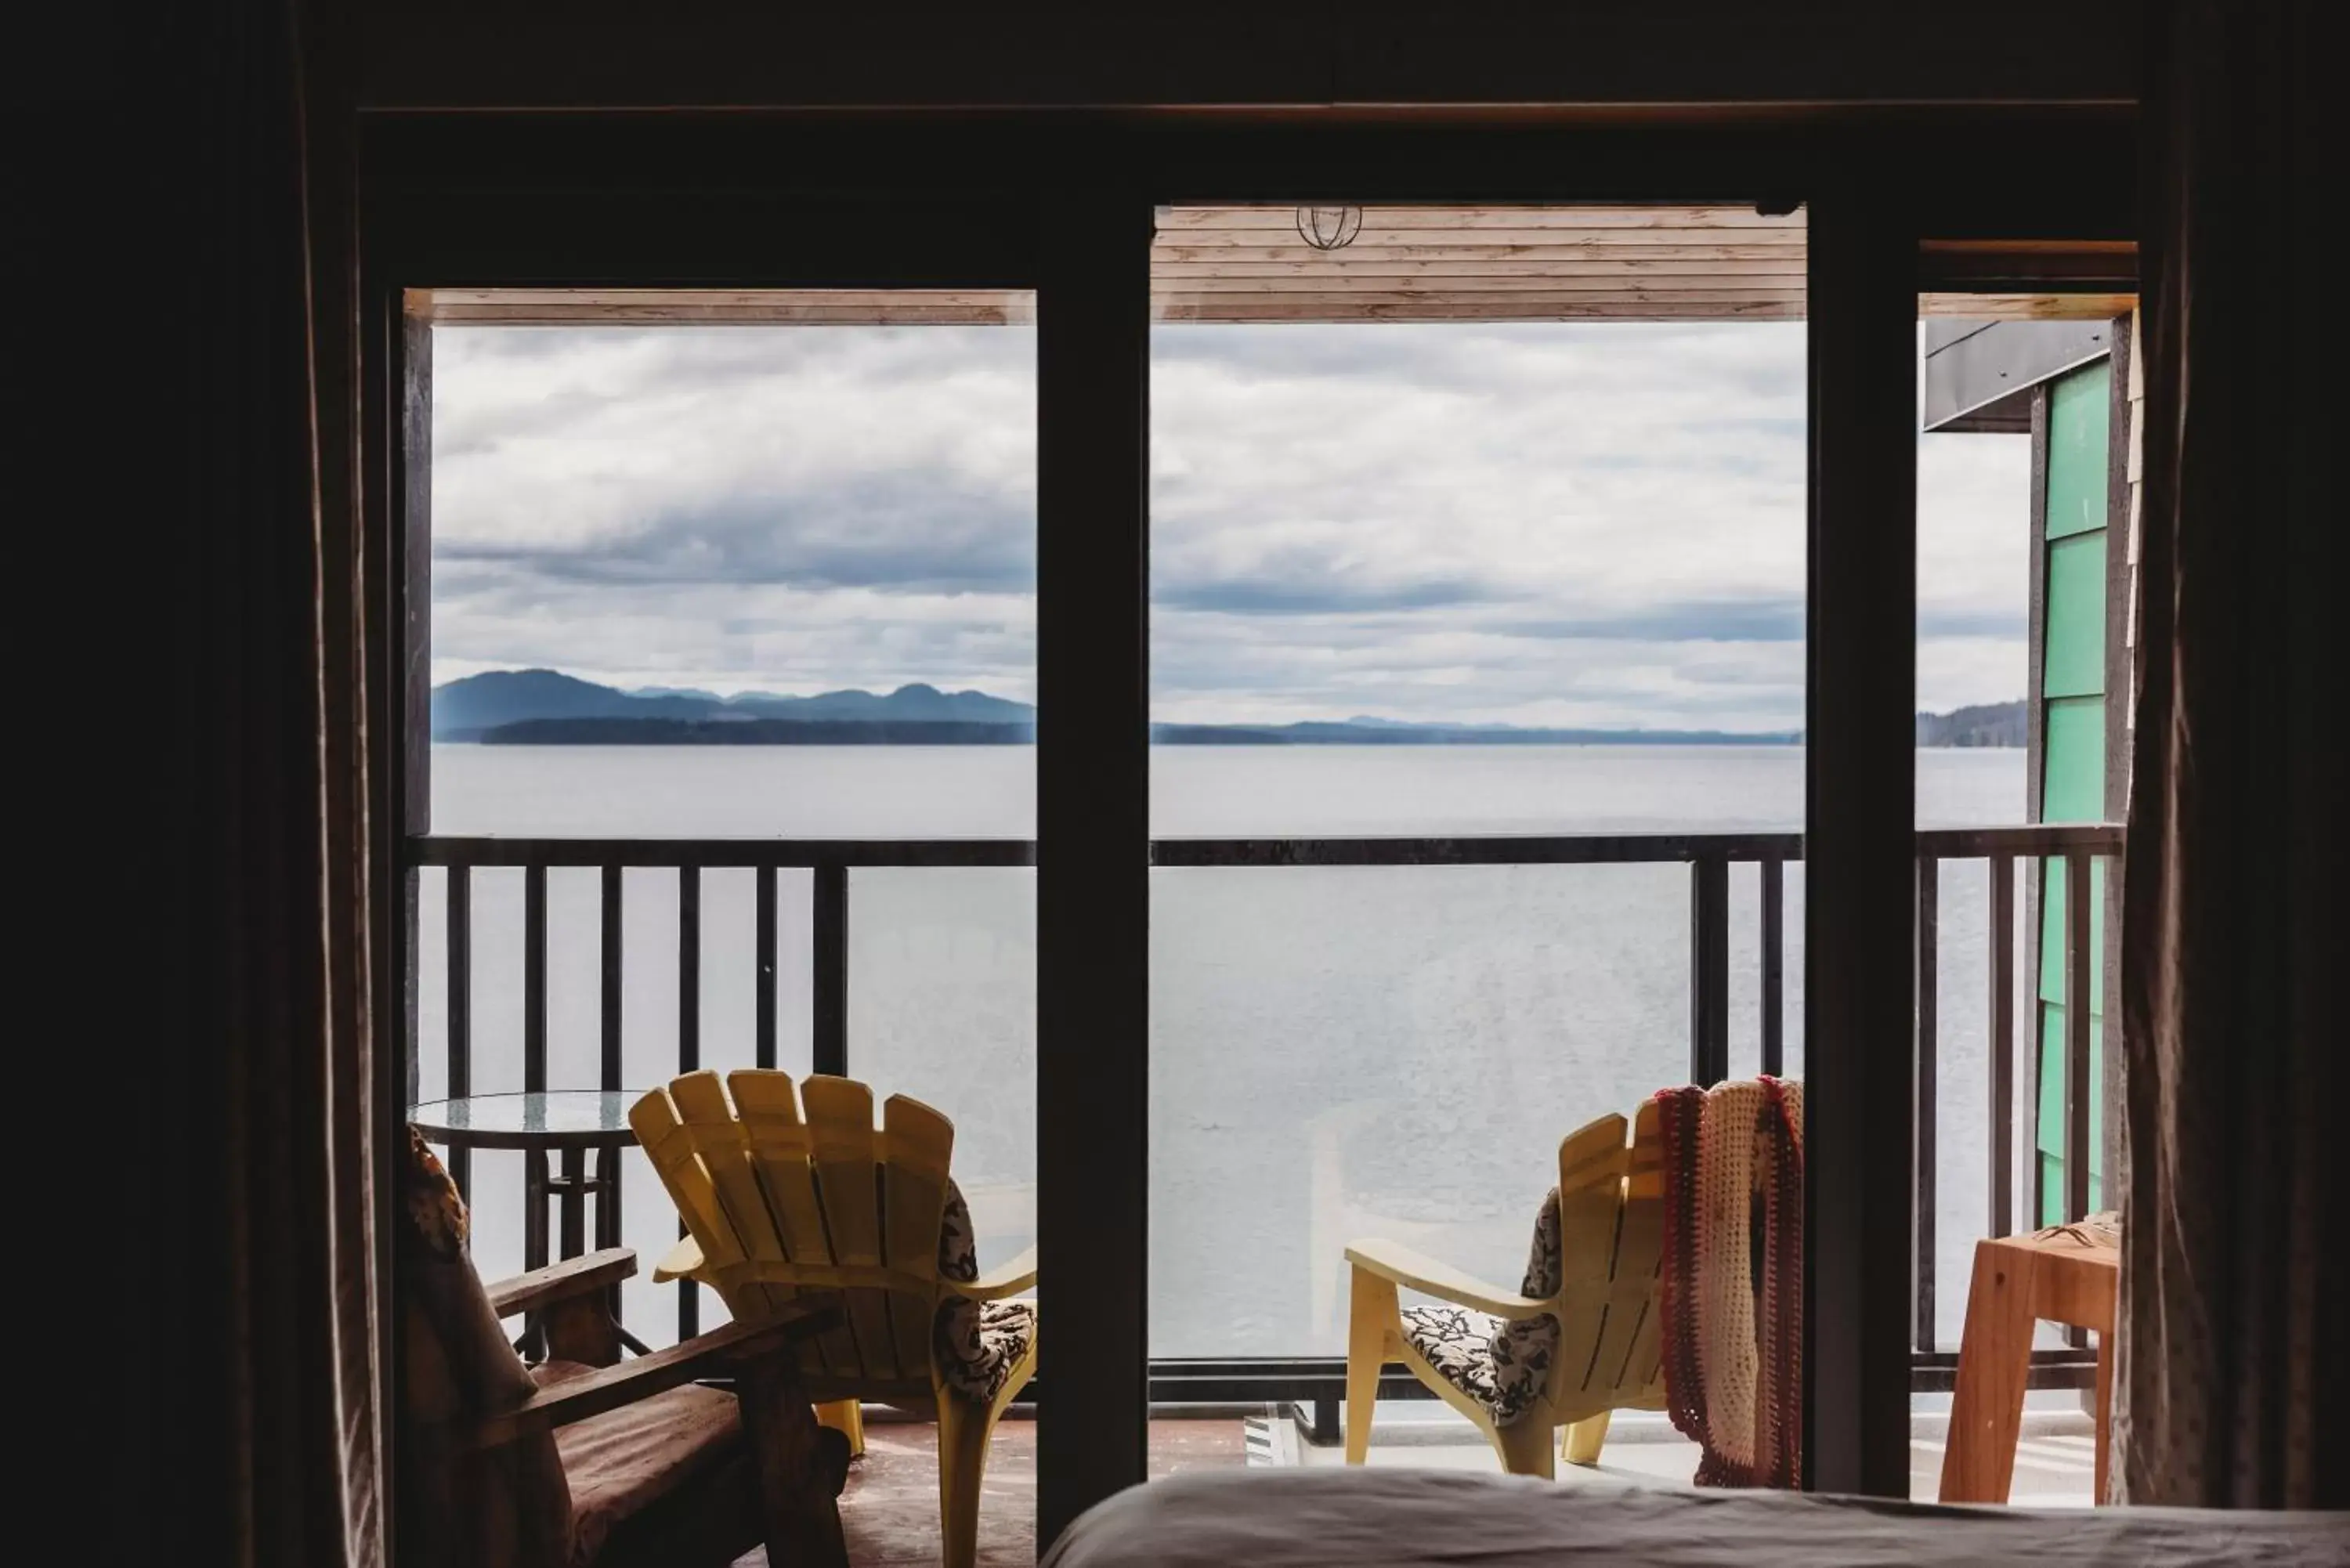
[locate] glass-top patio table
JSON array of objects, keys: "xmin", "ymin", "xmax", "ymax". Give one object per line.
[
  {"xmin": 410, "ymin": 1090, "xmax": 650, "ymax": 1356},
  {"xmin": 410, "ymin": 1089, "xmax": 641, "ymax": 1151}
]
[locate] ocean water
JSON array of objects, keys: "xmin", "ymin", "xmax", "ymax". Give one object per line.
[{"xmin": 418, "ymin": 742, "xmax": 2023, "ymax": 1357}]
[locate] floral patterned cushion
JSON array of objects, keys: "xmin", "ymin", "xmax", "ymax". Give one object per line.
[
  {"xmin": 1400, "ymin": 1302, "xmax": 1509, "ymax": 1406},
  {"xmin": 1398, "ymin": 1187, "xmax": 1561, "ymax": 1425},
  {"xmin": 931, "ymin": 1181, "xmax": 1037, "ymax": 1404}
]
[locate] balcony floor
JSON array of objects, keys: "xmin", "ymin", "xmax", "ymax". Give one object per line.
[
  {"xmin": 728, "ymin": 1413, "xmax": 1249, "ymax": 1567},
  {"xmin": 732, "ymin": 1402, "xmax": 2096, "ymax": 1566}
]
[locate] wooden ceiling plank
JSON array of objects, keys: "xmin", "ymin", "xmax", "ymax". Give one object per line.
[
  {"xmin": 1166, "ymin": 229, "xmax": 1807, "ymax": 251},
  {"xmin": 1156, "ymin": 280, "xmax": 1795, "ymax": 298},
  {"xmin": 1152, "ymin": 256, "xmax": 1807, "ymax": 276},
  {"xmin": 1158, "ymin": 206, "xmax": 1802, "ymax": 231},
  {"xmin": 1156, "ymin": 300, "xmax": 1802, "ymax": 321},
  {"xmin": 1156, "ymin": 290, "xmax": 1804, "ymax": 306},
  {"xmin": 1152, "ymin": 242, "xmax": 1810, "ymax": 263},
  {"xmin": 1152, "ymin": 276, "xmax": 1810, "ymax": 291}
]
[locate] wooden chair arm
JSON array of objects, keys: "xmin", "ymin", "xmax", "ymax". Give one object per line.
[
  {"xmin": 961, "ymin": 1245, "xmax": 1038, "ymax": 1300},
  {"xmin": 471, "ymin": 1297, "xmax": 842, "ymax": 1451},
  {"xmin": 1343, "ymin": 1238, "xmax": 1549, "ymax": 1317},
  {"xmin": 485, "ymin": 1248, "xmax": 638, "ymax": 1320},
  {"xmin": 656, "ymin": 1232, "xmax": 1036, "ymax": 1299},
  {"xmin": 653, "ymin": 1234, "xmax": 704, "ymax": 1284}
]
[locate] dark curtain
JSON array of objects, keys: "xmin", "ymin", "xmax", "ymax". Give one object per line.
[
  {"xmin": 2117, "ymin": 0, "xmax": 2341, "ymax": 1510},
  {"xmin": 68, "ymin": 0, "xmax": 382, "ymax": 1559}
]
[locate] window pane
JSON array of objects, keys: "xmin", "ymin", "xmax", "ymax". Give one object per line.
[
  {"xmin": 1148, "ymin": 209, "xmax": 1810, "ymax": 1405},
  {"xmin": 1915, "ymin": 295, "xmax": 2134, "ymax": 1500},
  {"xmin": 416, "ymin": 294, "xmax": 1036, "ymax": 1351}
]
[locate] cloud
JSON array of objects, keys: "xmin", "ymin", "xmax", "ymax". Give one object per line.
[
  {"xmin": 433, "ymin": 325, "xmax": 1036, "ymax": 579},
  {"xmin": 440, "ymin": 481, "xmax": 1035, "ymax": 592},
  {"xmin": 1491, "ymin": 598, "xmax": 1806, "ymax": 643},
  {"xmin": 429, "ymin": 318, "xmax": 2030, "ymax": 728}
]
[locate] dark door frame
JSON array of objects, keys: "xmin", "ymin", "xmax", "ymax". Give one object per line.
[{"xmin": 356, "ymin": 110, "xmax": 2130, "ymax": 1550}]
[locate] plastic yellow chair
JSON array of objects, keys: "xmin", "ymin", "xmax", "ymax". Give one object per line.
[
  {"xmin": 631, "ymin": 1071, "xmax": 1037, "ymax": 1568},
  {"xmin": 1343, "ymin": 1104, "xmax": 1666, "ymax": 1476}
]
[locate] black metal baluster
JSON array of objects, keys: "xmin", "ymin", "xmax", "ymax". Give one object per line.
[
  {"xmin": 755, "ymin": 864, "xmax": 778, "ymax": 1070},
  {"xmin": 1760, "ymin": 856, "xmax": 1784, "ymax": 1077},
  {"xmin": 1914, "ymin": 854, "xmax": 1940, "ymax": 1352},
  {"xmin": 812, "ymin": 862, "xmax": 848, "ymax": 1078},
  {"xmin": 2063, "ymin": 848, "xmax": 2093, "ymax": 1223},
  {"xmin": 523, "ymin": 862, "xmax": 548, "ymax": 1093},
  {"xmin": 601, "ymin": 865, "xmax": 623, "ymax": 1091},
  {"xmin": 1688, "ymin": 856, "xmax": 1730, "ymax": 1085},
  {"xmin": 2063, "ymin": 849, "xmax": 2095, "ymax": 1350},
  {"xmin": 1987, "ymin": 854, "xmax": 2015, "ymax": 1237},
  {"xmin": 522, "ymin": 863, "xmax": 549, "ymax": 1306},
  {"xmin": 598, "ymin": 864, "xmax": 625, "ymax": 1324},
  {"xmin": 678, "ymin": 865, "xmax": 700, "ymax": 1073},
  {"xmin": 403, "ymin": 867, "xmax": 421, "ymax": 1113},
  {"xmin": 677, "ymin": 863, "xmax": 700, "ymax": 1342},
  {"xmin": 2030, "ymin": 856, "xmax": 2048, "ymax": 1230},
  {"xmin": 446, "ymin": 864, "xmax": 472, "ymax": 1202}
]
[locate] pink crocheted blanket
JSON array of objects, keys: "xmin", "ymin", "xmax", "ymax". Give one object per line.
[{"xmin": 1655, "ymin": 1076, "xmax": 1804, "ymax": 1488}]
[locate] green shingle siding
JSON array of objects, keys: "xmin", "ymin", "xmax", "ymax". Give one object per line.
[
  {"xmin": 2041, "ymin": 534, "xmax": 2109, "ymax": 699},
  {"xmin": 2034, "ymin": 359, "xmax": 2112, "ymax": 1223},
  {"xmin": 2043, "ymin": 362, "xmax": 2111, "ymax": 540}
]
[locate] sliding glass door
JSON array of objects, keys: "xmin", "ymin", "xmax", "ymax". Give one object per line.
[
  {"xmin": 377, "ymin": 127, "xmax": 2124, "ymax": 1548},
  {"xmin": 1144, "ymin": 204, "xmax": 1812, "ymax": 1453}
]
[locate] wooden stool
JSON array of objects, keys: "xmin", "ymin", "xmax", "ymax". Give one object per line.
[{"xmin": 1939, "ymin": 1222, "xmax": 2120, "ymax": 1504}]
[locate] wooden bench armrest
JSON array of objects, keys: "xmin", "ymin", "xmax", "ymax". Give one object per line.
[
  {"xmin": 472, "ymin": 1298, "xmax": 842, "ymax": 1450},
  {"xmin": 485, "ymin": 1248, "xmax": 638, "ymax": 1319},
  {"xmin": 653, "ymin": 1234, "xmax": 705, "ymax": 1284},
  {"xmin": 1344, "ymin": 1237, "xmax": 1549, "ymax": 1317},
  {"xmin": 963, "ymin": 1245, "xmax": 1039, "ymax": 1301}
]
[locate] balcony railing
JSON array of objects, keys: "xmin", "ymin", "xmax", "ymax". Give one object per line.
[{"xmin": 407, "ymin": 819, "xmax": 2122, "ymax": 1425}]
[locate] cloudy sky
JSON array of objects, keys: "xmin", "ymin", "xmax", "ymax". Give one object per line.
[{"xmin": 432, "ymin": 320, "xmax": 2026, "ymax": 731}]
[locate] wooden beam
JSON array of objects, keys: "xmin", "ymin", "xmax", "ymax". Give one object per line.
[
  {"xmin": 1918, "ymin": 292, "xmax": 2136, "ymax": 320},
  {"xmin": 428, "ymin": 288, "xmax": 1036, "ymax": 324}
]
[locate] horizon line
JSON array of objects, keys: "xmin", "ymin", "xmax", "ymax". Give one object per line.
[{"xmin": 433, "ymin": 666, "xmax": 2025, "ymax": 729}]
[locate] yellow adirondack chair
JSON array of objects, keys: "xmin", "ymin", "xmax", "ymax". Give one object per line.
[
  {"xmin": 1343, "ymin": 1104, "xmax": 1666, "ymax": 1476},
  {"xmin": 631, "ymin": 1071, "xmax": 1039, "ymax": 1568}
]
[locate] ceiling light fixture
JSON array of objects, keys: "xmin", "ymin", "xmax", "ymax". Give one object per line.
[{"xmin": 1294, "ymin": 204, "xmax": 1364, "ymax": 251}]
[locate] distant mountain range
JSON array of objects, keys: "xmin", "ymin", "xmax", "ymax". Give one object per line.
[
  {"xmin": 432, "ymin": 669, "xmax": 1032, "ymax": 739},
  {"xmin": 433, "ymin": 669, "xmax": 2020, "ymax": 747},
  {"xmin": 1914, "ymin": 700, "xmax": 2027, "ymax": 747}
]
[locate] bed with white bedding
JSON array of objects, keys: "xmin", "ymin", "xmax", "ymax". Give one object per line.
[{"xmin": 1039, "ymin": 1469, "xmax": 2346, "ymax": 1567}]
